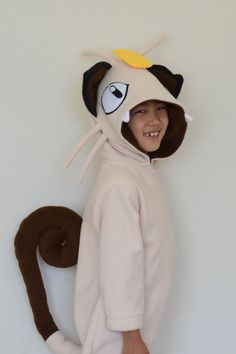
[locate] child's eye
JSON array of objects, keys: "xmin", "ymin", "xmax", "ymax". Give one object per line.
[
  {"xmin": 133, "ymin": 109, "xmax": 145, "ymax": 115},
  {"xmin": 157, "ymin": 105, "xmax": 166, "ymax": 111}
]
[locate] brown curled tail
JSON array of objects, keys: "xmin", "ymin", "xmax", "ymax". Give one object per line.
[{"xmin": 14, "ymin": 205, "xmax": 82, "ymax": 341}]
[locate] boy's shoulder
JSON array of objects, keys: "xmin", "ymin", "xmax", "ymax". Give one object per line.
[
  {"xmin": 98, "ymin": 162, "xmax": 138, "ymax": 188},
  {"xmin": 90, "ymin": 162, "xmax": 139, "ymax": 202},
  {"xmin": 88, "ymin": 163, "xmax": 141, "ymax": 218}
]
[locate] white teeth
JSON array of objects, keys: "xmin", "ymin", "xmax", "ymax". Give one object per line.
[{"xmin": 144, "ymin": 131, "xmax": 160, "ymax": 137}]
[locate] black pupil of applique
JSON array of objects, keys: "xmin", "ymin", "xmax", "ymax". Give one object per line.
[{"xmin": 109, "ymin": 85, "xmax": 123, "ymax": 98}]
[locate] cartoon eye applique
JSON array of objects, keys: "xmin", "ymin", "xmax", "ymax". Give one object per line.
[{"xmin": 101, "ymin": 82, "xmax": 129, "ymax": 114}]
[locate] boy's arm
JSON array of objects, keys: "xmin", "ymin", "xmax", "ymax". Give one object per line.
[
  {"xmin": 122, "ymin": 330, "xmax": 150, "ymax": 354},
  {"xmin": 121, "ymin": 329, "xmax": 142, "ymax": 343},
  {"xmin": 93, "ymin": 181, "xmax": 144, "ymax": 331}
]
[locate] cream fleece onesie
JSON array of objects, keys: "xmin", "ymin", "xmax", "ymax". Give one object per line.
[{"xmin": 46, "ymin": 46, "xmax": 189, "ymax": 354}]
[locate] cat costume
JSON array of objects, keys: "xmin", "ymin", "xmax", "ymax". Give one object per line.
[{"xmin": 15, "ymin": 33, "xmax": 192, "ymax": 354}]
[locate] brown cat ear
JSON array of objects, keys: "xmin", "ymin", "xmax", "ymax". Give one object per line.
[
  {"xmin": 147, "ymin": 64, "xmax": 184, "ymax": 98},
  {"xmin": 82, "ymin": 61, "xmax": 112, "ymax": 116}
]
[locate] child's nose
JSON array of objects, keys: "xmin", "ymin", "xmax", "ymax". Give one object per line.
[{"xmin": 149, "ymin": 109, "xmax": 162, "ymax": 123}]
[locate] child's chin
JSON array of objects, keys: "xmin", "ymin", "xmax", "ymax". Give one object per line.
[{"xmin": 144, "ymin": 143, "xmax": 161, "ymax": 152}]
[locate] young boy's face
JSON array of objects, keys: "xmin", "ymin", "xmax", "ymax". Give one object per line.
[{"xmin": 128, "ymin": 99, "xmax": 169, "ymax": 153}]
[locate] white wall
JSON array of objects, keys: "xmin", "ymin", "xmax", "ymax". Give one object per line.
[{"xmin": 1, "ymin": 1, "xmax": 235, "ymax": 353}]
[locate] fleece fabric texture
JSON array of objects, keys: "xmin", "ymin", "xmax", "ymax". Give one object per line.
[
  {"xmin": 76, "ymin": 157, "xmax": 174, "ymax": 353},
  {"xmin": 47, "ymin": 154, "xmax": 175, "ymax": 354},
  {"xmin": 14, "ymin": 206, "xmax": 82, "ymax": 340},
  {"xmin": 46, "ymin": 57, "xmax": 187, "ymax": 354}
]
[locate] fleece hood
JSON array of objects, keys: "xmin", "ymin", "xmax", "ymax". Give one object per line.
[{"xmin": 64, "ymin": 33, "xmax": 193, "ymax": 183}]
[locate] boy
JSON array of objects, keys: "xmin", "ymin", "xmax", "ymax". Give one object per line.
[
  {"xmin": 65, "ymin": 51, "xmax": 188, "ymax": 354},
  {"xmin": 15, "ymin": 39, "xmax": 189, "ymax": 354}
]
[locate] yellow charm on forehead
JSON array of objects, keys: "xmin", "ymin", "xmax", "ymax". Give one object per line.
[{"xmin": 113, "ymin": 49, "xmax": 153, "ymax": 68}]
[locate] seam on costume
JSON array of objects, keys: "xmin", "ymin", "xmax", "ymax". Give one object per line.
[
  {"xmin": 102, "ymin": 160, "xmax": 149, "ymax": 166},
  {"xmin": 107, "ymin": 314, "xmax": 143, "ymax": 321},
  {"xmin": 91, "ymin": 296, "xmax": 103, "ymax": 353}
]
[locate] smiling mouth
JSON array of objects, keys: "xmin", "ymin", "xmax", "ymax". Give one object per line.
[{"xmin": 143, "ymin": 131, "xmax": 160, "ymax": 138}]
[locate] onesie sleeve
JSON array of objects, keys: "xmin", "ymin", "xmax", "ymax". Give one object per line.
[{"xmin": 93, "ymin": 181, "xmax": 144, "ymax": 332}]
